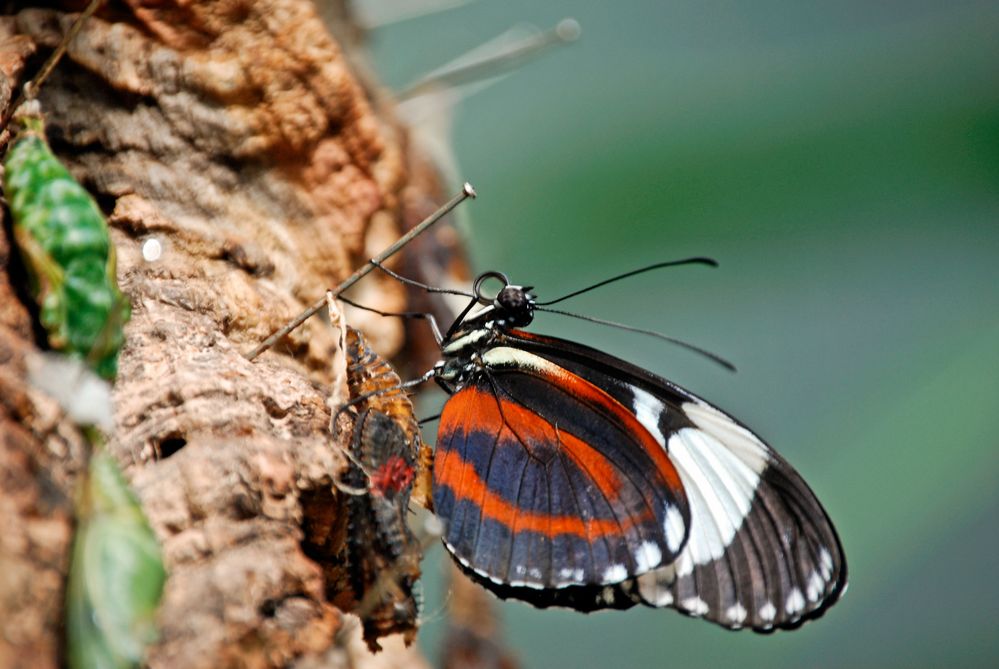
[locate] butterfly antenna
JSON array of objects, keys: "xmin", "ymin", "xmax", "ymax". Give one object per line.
[
  {"xmin": 338, "ymin": 295, "xmax": 435, "ymax": 320},
  {"xmin": 534, "ymin": 306, "xmax": 736, "ymax": 372},
  {"xmin": 371, "ymin": 261, "xmax": 476, "ymax": 299},
  {"xmin": 338, "ymin": 295, "xmax": 447, "ymax": 343},
  {"xmin": 536, "ymin": 257, "xmax": 718, "ymax": 306}
]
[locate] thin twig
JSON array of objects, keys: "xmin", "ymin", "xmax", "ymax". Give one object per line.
[
  {"xmin": 244, "ymin": 182, "xmax": 476, "ymax": 360},
  {"xmin": 0, "ymin": 0, "xmax": 104, "ymax": 134}
]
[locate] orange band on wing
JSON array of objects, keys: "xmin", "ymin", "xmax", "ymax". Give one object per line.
[
  {"xmin": 435, "ymin": 449, "xmax": 652, "ymax": 540},
  {"xmin": 482, "ymin": 346, "xmax": 685, "ymax": 495},
  {"xmin": 545, "ymin": 368, "xmax": 682, "ymax": 492},
  {"xmin": 495, "ymin": 396, "xmax": 624, "ymax": 499},
  {"xmin": 440, "ymin": 386, "xmax": 627, "ymax": 500}
]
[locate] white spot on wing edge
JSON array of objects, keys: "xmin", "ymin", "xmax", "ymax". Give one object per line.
[
  {"xmin": 682, "ymin": 596, "xmax": 709, "ymax": 616},
  {"xmin": 601, "ymin": 563, "xmax": 628, "ymax": 584},
  {"xmin": 786, "ymin": 588, "xmax": 805, "ymax": 615},
  {"xmin": 807, "ymin": 572, "xmax": 825, "ymax": 602},
  {"xmin": 726, "ymin": 602, "xmax": 747, "ymax": 624},
  {"xmin": 634, "ymin": 541, "xmax": 663, "ymax": 573},
  {"xmin": 759, "ymin": 601, "xmax": 776, "ymax": 621},
  {"xmin": 820, "ymin": 547, "xmax": 835, "ymax": 579},
  {"xmin": 508, "ymin": 563, "xmax": 549, "ymax": 590},
  {"xmin": 558, "ymin": 567, "xmax": 585, "ymax": 583}
]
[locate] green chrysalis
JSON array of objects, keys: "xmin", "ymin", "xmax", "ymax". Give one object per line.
[
  {"xmin": 3, "ymin": 113, "xmax": 129, "ymax": 379},
  {"xmin": 66, "ymin": 435, "xmax": 166, "ymax": 669}
]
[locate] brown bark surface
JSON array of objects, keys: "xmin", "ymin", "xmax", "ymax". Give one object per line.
[{"xmin": 0, "ymin": 2, "xmax": 439, "ymax": 667}]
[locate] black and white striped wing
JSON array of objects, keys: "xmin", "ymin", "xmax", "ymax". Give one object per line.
[
  {"xmin": 627, "ymin": 394, "xmax": 846, "ymax": 630},
  {"xmin": 505, "ymin": 330, "xmax": 847, "ymax": 631}
]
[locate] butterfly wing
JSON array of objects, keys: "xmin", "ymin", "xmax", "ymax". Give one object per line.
[
  {"xmin": 433, "ymin": 346, "xmax": 691, "ymax": 610},
  {"xmin": 504, "ymin": 329, "xmax": 847, "ymax": 630}
]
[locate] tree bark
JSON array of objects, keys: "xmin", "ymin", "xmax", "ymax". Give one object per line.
[{"xmin": 0, "ymin": 2, "xmax": 438, "ymax": 667}]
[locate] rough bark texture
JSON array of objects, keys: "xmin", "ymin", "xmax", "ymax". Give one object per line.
[{"xmin": 0, "ymin": 2, "xmax": 440, "ymax": 667}]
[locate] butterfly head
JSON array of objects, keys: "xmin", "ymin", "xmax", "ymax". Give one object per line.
[
  {"xmin": 493, "ymin": 283, "xmax": 536, "ymax": 327},
  {"xmin": 438, "ymin": 272, "xmax": 537, "ymax": 377},
  {"xmin": 472, "ymin": 270, "xmax": 536, "ymax": 329}
]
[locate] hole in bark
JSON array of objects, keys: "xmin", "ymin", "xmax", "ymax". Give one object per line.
[
  {"xmin": 259, "ymin": 593, "xmax": 307, "ymax": 619},
  {"xmin": 261, "ymin": 396, "xmax": 289, "ymax": 419},
  {"xmin": 220, "ymin": 241, "xmax": 275, "ymax": 277},
  {"xmin": 155, "ymin": 433, "xmax": 187, "ymax": 459},
  {"xmin": 231, "ymin": 487, "xmax": 260, "ymax": 519},
  {"xmin": 260, "ymin": 598, "xmax": 279, "ymax": 617},
  {"xmin": 92, "ymin": 190, "xmax": 119, "ymax": 218}
]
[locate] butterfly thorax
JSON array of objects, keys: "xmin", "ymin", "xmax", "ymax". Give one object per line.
[{"xmin": 436, "ymin": 282, "xmax": 536, "ymax": 389}]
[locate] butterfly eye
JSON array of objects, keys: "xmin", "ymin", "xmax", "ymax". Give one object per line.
[
  {"xmin": 496, "ymin": 285, "xmax": 535, "ymax": 326},
  {"xmin": 496, "ymin": 285, "xmax": 527, "ymax": 310}
]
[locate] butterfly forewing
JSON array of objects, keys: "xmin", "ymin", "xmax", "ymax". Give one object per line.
[
  {"xmin": 497, "ymin": 329, "xmax": 847, "ymax": 630},
  {"xmin": 433, "ymin": 346, "xmax": 691, "ymax": 606}
]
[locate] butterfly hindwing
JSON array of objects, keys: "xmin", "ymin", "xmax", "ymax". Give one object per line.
[
  {"xmin": 501, "ymin": 329, "xmax": 847, "ymax": 630},
  {"xmin": 433, "ymin": 346, "xmax": 691, "ymax": 607}
]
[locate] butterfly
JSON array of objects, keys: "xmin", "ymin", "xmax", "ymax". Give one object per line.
[
  {"xmin": 334, "ymin": 326, "xmax": 429, "ymax": 650},
  {"xmin": 344, "ymin": 325, "xmax": 433, "ymax": 509},
  {"xmin": 429, "ymin": 267, "xmax": 847, "ymax": 631},
  {"xmin": 341, "ymin": 407, "xmax": 423, "ymax": 651}
]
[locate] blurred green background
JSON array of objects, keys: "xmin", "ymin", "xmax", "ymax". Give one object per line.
[{"xmin": 363, "ymin": 1, "xmax": 999, "ymax": 667}]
